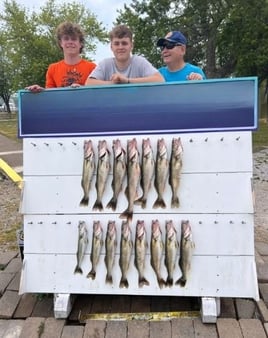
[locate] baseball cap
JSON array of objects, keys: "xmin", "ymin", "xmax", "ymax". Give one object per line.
[{"xmin": 157, "ymin": 31, "xmax": 187, "ymax": 46}]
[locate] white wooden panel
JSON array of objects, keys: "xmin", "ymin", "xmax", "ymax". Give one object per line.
[
  {"xmin": 23, "ymin": 132, "xmax": 252, "ymax": 175},
  {"xmin": 21, "ymin": 172, "xmax": 253, "ymax": 214},
  {"xmin": 20, "ymin": 254, "xmax": 259, "ymax": 300},
  {"xmin": 23, "ymin": 214, "xmax": 254, "ymax": 256}
]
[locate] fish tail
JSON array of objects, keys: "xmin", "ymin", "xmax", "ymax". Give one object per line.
[
  {"xmin": 119, "ymin": 209, "xmax": 133, "ymax": 222},
  {"xmin": 74, "ymin": 265, "xmax": 83, "ymax": 274},
  {"xmin": 92, "ymin": 199, "xmax": 103, "ymax": 211},
  {"xmin": 139, "ymin": 276, "xmax": 150, "ymax": 288},
  {"xmin": 105, "ymin": 274, "xmax": 113, "ymax": 285},
  {"xmin": 166, "ymin": 276, "xmax": 173, "ymax": 287},
  {"xmin": 106, "ymin": 197, "xmax": 117, "ymax": 211},
  {"xmin": 153, "ymin": 197, "xmax": 166, "ymax": 209},
  {"xmin": 79, "ymin": 196, "xmax": 89, "ymax": 207},
  {"xmin": 171, "ymin": 195, "xmax": 180, "ymax": 208},
  {"xmin": 175, "ymin": 276, "xmax": 186, "ymax": 287},
  {"xmin": 119, "ymin": 277, "xmax": 129, "ymax": 288},
  {"xmin": 134, "ymin": 196, "xmax": 147, "ymax": 209},
  {"xmin": 86, "ymin": 269, "xmax": 96, "ymax": 280},
  {"xmin": 157, "ymin": 277, "xmax": 167, "ymax": 289}
]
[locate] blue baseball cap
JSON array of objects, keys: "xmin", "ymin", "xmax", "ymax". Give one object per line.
[{"xmin": 157, "ymin": 31, "xmax": 187, "ymax": 46}]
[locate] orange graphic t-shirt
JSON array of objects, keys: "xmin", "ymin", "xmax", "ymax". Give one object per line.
[{"xmin": 45, "ymin": 59, "xmax": 96, "ymax": 88}]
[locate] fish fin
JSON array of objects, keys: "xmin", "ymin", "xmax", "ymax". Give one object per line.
[
  {"xmin": 171, "ymin": 196, "xmax": 180, "ymax": 208},
  {"xmin": 139, "ymin": 277, "xmax": 150, "ymax": 288},
  {"xmin": 106, "ymin": 197, "xmax": 117, "ymax": 211},
  {"xmin": 74, "ymin": 266, "xmax": 83, "ymax": 274},
  {"xmin": 153, "ymin": 197, "xmax": 166, "ymax": 209},
  {"xmin": 86, "ymin": 269, "xmax": 96, "ymax": 280},
  {"xmin": 119, "ymin": 209, "xmax": 133, "ymax": 222},
  {"xmin": 79, "ymin": 196, "xmax": 89, "ymax": 207},
  {"xmin": 92, "ymin": 200, "xmax": 103, "ymax": 211},
  {"xmin": 175, "ymin": 277, "xmax": 186, "ymax": 287},
  {"xmin": 119, "ymin": 278, "xmax": 129, "ymax": 288},
  {"xmin": 105, "ymin": 274, "xmax": 113, "ymax": 284}
]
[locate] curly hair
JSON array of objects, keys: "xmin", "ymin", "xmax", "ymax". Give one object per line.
[
  {"xmin": 109, "ymin": 25, "xmax": 133, "ymax": 41},
  {"xmin": 55, "ymin": 22, "xmax": 85, "ymax": 53}
]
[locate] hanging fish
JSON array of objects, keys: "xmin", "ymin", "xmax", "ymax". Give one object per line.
[
  {"xmin": 164, "ymin": 220, "xmax": 179, "ymax": 286},
  {"xmin": 87, "ymin": 221, "xmax": 103, "ymax": 280},
  {"xmin": 169, "ymin": 137, "xmax": 183, "ymax": 208},
  {"xmin": 74, "ymin": 221, "xmax": 88, "ymax": 274},
  {"xmin": 119, "ymin": 221, "xmax": 133, "ymax": 288},
  {"xmin": 104, "ymin": 220, "xmax": 117, "ymax": 284},
  {"xmin": 80, "ymin": 140, "xmax": 95, "ymax": 206}
]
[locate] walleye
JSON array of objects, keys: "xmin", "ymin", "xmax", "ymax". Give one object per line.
[
  {"xmin": 80, "ymin": 140, "xmax": 95, "ymax": 206},
  {"xmin": 134, "ymin": 220, "xmax": 150, "ymax": 287},
  {"xmin": 92, "ymin": 140, "xmax": 111, "ymax": 211},
  {"xmin": 135, "ymin": 138, "xmax": 155, "ymax": 209},
  {"xmin": 150, "ymin": 219, "xmax": 166, "ymax": 289},
  {"xmin": 74, "ymin": 221, "xmax": 88, "ymax": 274},
  {"xmin": 169, "ymin": 137, "xmax": 183, "ymax": 208},
  {"xmin": 164, "ymin": 220, "xmax": 179, "ymax": 286},
  {"xmin": 119, "ymin": 138, "xmax": 141, "ymax": 221},
  {"xmin": 176, "ymin": 220, "xmax": 195, "ymax": 287},
  {"xmin": 87, "ymin": 221, "xmax": 103, "ymax": 280},
  {"xmin": 106, "ymin": 139, "xmax": 126, "ymax": 211},
  {"xmin": 104, "ymin": 220, "xmax": 117, "ymax": 284},
  {"xmin": 119, "ymin": 221, "xmax": 133, "ymax": 288},
  {"xmin": 153, "ymin": 138, "xmax": 169, "ymax": 209}
]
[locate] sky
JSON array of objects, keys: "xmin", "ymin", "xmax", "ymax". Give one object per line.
[{"xmin": 9, "ymin": 0, "xmax": 132, "ymax": 63}]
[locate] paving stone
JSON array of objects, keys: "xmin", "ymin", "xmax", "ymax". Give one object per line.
[
  {"xmin": 257, "ymin": 262, "xmax": 268, "ymax": 283},
  {"xmin": 171, "ymin": 318, "xmax": 195, "ymax": 338},
  {"xmin": 106, "ymin": 320, "xmax": 127, "ymax": 338},
  {"xmin": 220, "ymin": 298, "xmax": 237, "ymax": 318},
  {"xmin": 2, "ymin": 319, "xmax": 25, "ymax": 338},
  {"xmin": 256, "ymin": 299, "xmax": 268, "ymax": 322},
  {"xmin": 217, "ymin": 318, "xmax": 243, "ymax": 338},
  {"xmin": 193, "ymin": 318, "xmax": 218, "ymax": 337},
  {"xmin": 7, "ymin": 271, "xmax": 21, "ymax": 291},
  {"xmin": 235, "ymin": 299, "xmax": 256, "ymax": 319},
  {"xmin": 264, "ymin": 323, "xmax": 268, "ymax": 336},
  {"xmin": 0, "ymin": 319, "xmax": 9, "ymax": 336},
  {"xmin": 255, "ymin": 249, "xmax": 265, "ymax": 264},
  {"xmin": 61, "ymin": 325, "xmax": 84, "ymax": 338},
  {"xmin": 255, "ymin": 242, "xmax": 268, "ymax": 256},
  {"xmin": 0, "ymin": 252, "xmax": 18, "ymax": 268},
  {"xmin": 150, "ymin": 321, "xmax": 171, "ymax": 338},
  {"xmin": 128, "ymin": 320, "xmax": 149, "ymax": 338},
  {"xmin": 0, "ymin": 272, "xmax": 15, "ymax": 295},
  {"xmin": 13, "ymin": 293, "xmax": 38, "ymax": 318},
  {"xmin": 4, "ymin": 258, "xmax": 22, "ymax": 273},
  {"xmin": 239, "ymin": 318, "xmax": 267, "ymax": 338},
  {"xmin": 259, "ymin": 283, "xmax": 268, "ymax": 307},
  {"xmin": 31, "ymin": 294, "xmax": 54, "ymax": 317},
  {"xmin": 0, "ymin": 290, "xmax": 21, "ymax": 319},
  {"xmin": 41, "ymin": 317, "xmax": 66, "ymax": 338},
  {"xmin": 19, "ymin": 317, "xmax": 45, "ymax": 338},
  {"xmin": 83, "ymin": 320, "xmax": 106, "ymax": 338}
]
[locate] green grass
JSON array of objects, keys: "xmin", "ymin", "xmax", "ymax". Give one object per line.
[{"xmin": 0, "ymin": 116, "xmax": 268, "ymax": 152}]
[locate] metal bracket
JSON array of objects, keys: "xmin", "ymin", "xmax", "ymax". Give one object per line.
[{"xmin": 200, "ymin": 297, "xmax": 221, "ymax": 323}]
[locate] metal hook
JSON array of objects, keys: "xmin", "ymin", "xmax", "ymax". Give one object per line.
[
  {"xmin": 189, "ymin": 138, "xmax": 193, "ymax": 142},
  {"xmin": 30, "ymin": 142, "xmax": 37, "ymax": 147},
  {"xmin": 204, "ymin": 138, "xmax": 208, "ymax": 142},
  {"xmin": 236, "ymin": 136, "xmax": 240, "ymax": 141},
  {"xmin": 44, "ymin": 142, "xmax": 49, "ymax": 146},
  {"xmin": 220, "ymin": 137, "xmax": 224, "ymax": 141},
  {"xmin": 72, "ymin": 141, "xmax": 77, "ymax": 145},
  {"xmin": 58, "ymin": 142, "xmax": 63, "ymax": 146}
]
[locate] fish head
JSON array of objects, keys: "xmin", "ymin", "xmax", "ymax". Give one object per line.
[
  {"xmin": 113, "ymin": 139, "xmax": 125, "ymax": 159},
  {"xmin": 98, "ymin": 140, "xmax": 108, "ymax": 158},
  {"xmin": 107, "ymin": 220, "xmax": 116, "ymax": 236},
  {"xmin": 136, "ymin": 220, "xmax": 145, "ymax": 239},
  {"xmin": 151, "ymin": 219, "xmax": 161, "ymax": 238},
  {"xmin": 127, "ymin": 138, "xmax": 139, "ymax": 161},
  {"xmin": 84, "ymin": 140, "xmax": 94, "ymax": 159},
  {"xmin": 157, "ymin": 138, "xmax": 167, "ymax": 157},
  {"xmin": 121, "ymin": 221, "xmax": 131, "ymax": 239},
  {"xmin": 142, "ymin": 138, "xmax": 152, "ymax": 156},
  {"xmin": 172, "ymin": 137, "xmax": 183, "ymax": 157},
  {"xmin": 93, "ymin": 221, "xmax": 103, "ymax": 237},
  {"xmin": 181, "ymin": 220, "xmax": 192, "ymax": 240},
  {"xmin": 165, "ymin": 220, "xmax": 176, "ymax": 239}
]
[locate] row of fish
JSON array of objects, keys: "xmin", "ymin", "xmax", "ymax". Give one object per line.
[
  {"xmin": 74, "ymin": 219, "xmax": 195, "ymax": 289},
  {"xmin": 80, "ymin": 137, "xmax": 183, "ymax": 221}
]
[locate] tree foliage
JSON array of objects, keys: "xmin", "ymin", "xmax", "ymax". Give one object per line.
[
  {"xmin": 0, "ymin": 0, "xmax": 108, "ymax": 112},
  {"xmin": 115, "ymin": 0, "xmax": 268, "ymax": 83}
]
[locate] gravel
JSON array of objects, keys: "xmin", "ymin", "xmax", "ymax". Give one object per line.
[{"xmin": 0, "ymin": 148, "xmax": 268, "ymax": 251}]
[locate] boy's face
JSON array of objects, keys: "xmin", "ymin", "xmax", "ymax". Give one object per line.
[
  {"xmin": 60, "ymin": 35, "xmax": 82, "ymax": 55},
  {"xmin": 110, "ymin": 37, "xmax": 133, "ymax": 62}
]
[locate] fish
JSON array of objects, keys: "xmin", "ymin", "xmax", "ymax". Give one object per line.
[
  {"xmin": 169, "ymin": 137, "xmax": 183, "ymax": 208},
  {"xmin": 80, "ymin": 140, "xmax": 95, "ymax": 206},
  {"xmin": 134, "ymin": 220, "xmax": 150, "ymax": 287},
  {"xmin": 164, "ymin": 220, "xmax": 179, "ymax": 286},
  {"xmin": 92, "ymin": 140, "xmax": 111, "ymax": 211},
  {"xmin": 135, "ymin": 138, "xmax": 155, "ymax": 209},
  {"xmin": 175, "ymin": 220, "xmax": 195, "ymax": 287},
  {"xmin": 119, "ymin": 221, "xmax": 133, "ymax": 288},
  {"xmin": 150, "ymin": 219, "xmax": 166, "ymax": 289},
  {"xmin": 119, "ymin": 138, "xmax": 141, "ymax": 221},
  {"xmin": 153, "ymin": 138, "xmax": 169, "ymax": 209},
  {"xmin": 106, "ymin": 139, "xmax": 126, "ymax": 211},
  {"xmin": 74, "ymin": 221, "xmax": 88, "ymax": 274},
  {"xmin": 87, "ymin": 221, "xmax": 104, "ymax": 280},
  {"xmin": 104, "ymin": 220, "xmax": 117, "ymax": 284}
]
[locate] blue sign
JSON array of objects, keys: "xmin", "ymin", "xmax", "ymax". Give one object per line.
[{"xmin": 18, "ymin": 77, "xmax": 258, "ymax": 138}]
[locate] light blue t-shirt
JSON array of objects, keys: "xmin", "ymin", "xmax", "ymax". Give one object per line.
[{"xmin": 159, "ymin": 63, "xmax": 206, "ymax": 82}]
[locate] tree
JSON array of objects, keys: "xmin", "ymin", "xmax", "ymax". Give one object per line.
[{"xmin": 0, "ymin": 0, "xmax": 108, "ymax": 108}]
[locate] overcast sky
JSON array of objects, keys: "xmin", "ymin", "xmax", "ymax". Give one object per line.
[{"xmin": 7, "ymin": 0, "xmax": 132, "ymax": 63}]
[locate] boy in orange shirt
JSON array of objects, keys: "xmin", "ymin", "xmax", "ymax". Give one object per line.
[{"xmin": 27, "ymin": 22, "xmax": 96, "ymax": 92}]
